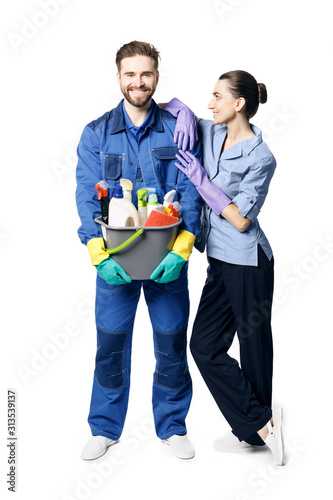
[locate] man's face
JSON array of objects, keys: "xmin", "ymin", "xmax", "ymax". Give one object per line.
[{"xmin": 117, "ymin": 55, "xmax": 159, "ymax": 108}]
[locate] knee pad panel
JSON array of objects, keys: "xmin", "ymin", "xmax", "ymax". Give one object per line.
[
  {"xmin": 94, "ymin": 328, "xmax": 129, "ymax": 390},
  {"xmin": 153, "ymin": 329, "xmax": 190, "ymax": 389}
]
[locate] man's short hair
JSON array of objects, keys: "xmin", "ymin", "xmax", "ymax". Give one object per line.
[{"xmin": 116, "ymin": 41, "xmax": 160, "ymax": 72}]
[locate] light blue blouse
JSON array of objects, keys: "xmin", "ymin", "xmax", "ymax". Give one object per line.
[{"xmin": 197, "ymin": 119, "xmax": 276, "ymax": 266}]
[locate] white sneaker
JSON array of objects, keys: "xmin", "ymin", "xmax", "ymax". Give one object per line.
[
  {"xmin": 264, "ymin": 407, "xmax": 284, "ymax": 465},
  {"xmin": 81, "ymin": 436, "xmax": 118, "ymax": 461},
  {"xmin": 162, "ymin": 434, "xmax": 195, "ymax": 459},
  {"xmin": 214, "ymin": 432, "xmax": 252, "ymax": 451}
]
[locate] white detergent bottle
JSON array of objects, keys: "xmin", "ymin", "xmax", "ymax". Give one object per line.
[{"xmin": 108, "ymin": 185, "xmax": 140, "ymax": 227}]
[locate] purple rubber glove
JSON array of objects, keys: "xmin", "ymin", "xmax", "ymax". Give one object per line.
[
  {"xmin": 164, "ymin": 98, "xmax": 198, "ymax": 151},
  {"xmin": 175, "ymin": 150, "xmax": 232, "ymax": 216}
]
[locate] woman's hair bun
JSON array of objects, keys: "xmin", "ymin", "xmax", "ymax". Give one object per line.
[
  {"xmin": 219, "ymin": 71, "xmax": 267, "ymax": 118},
  {"xmin": 258, "ymin": 83, "xmax": 267, "ymax": 104}
]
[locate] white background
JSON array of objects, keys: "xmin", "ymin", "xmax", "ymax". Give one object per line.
[{"xmin": 1, "ymin": 0, "xmax": 332, "ymax": 499}]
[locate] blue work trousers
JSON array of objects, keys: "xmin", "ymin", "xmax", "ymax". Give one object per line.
[{"xmin": 88, "ymin": 263, "xmax": 192, "ymax": 441}]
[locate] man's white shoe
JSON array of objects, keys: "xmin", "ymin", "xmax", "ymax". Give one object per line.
[
  {"xmin": 81, "ymin": 436, "xmax": 118, "ymax": 461},
  {"xmin": 264, "ymin": 407, "xmax": 284, "ymax": 465},
  {"xmin": 162, "ymin": 434, "xmax": 195, "ymax": 459},
  {"xmin": 214, "ymin": 432, "xmax": 252, "ymax": 451}
]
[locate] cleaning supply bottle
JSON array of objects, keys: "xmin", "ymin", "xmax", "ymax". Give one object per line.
[
  {"xmin": 168, "ymin": 200, "xmax": 182, "ymax": 219},
  {"xmin": 171, "ymin": 201, "xmax": 181, "ymax": 212},
  {"xmin": 95, "ymin": 180, "xmax": 110, "ymax": 224},
  {"xmin": 147, "ymin": 193, "xmax": 164, "ymax": 218},
  {"xmin": 164, "ymin": 189, "xmax": 176, "ymax": 214},
  {"xmin": 146, "ymin": 187, "xmax": 159, "ymax": 196},
  {"xmin": 168, "ymin": 204, "xmax": 179, "ymax": 219},
  {"xmin": 120, "ymin": 178, "xmax": 133, "ymax": 202},
  {"xmin": 137, "ymin": 188, "xmax": 148, "ymax": 226},
  {"xmin": 108, "ymin": 185, "xmax": 139, "ymax": 227}
]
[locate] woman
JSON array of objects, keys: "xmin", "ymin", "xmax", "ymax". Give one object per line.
[{"xmin": 169, "ymin": 70, "xmax": 283, "ymax": 465}]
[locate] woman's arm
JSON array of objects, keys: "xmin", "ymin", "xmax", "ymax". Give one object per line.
[
  {"xmin": 221, "ymin": 204, "xmax": 251, "ymax": 232},
  {"xmin": 175, "ymin": 151, "xmax": 276, "ymax": 233},
  {"xmin": 230, "ymin": 156, "xmax": 276, "ymax": 228},
  {"xmin": 175, "ymin": 151, "xmax": 232, "ymax": 216}
]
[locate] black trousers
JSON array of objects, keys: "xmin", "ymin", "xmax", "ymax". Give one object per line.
[{"xmin": 190, "ymin": 245, "xmax": 274, "ymax": 445}]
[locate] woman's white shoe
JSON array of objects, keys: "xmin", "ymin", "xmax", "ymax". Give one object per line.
[
  {"xmin": 264, "ymin": 408, "xmax": 284, "ymax": 465},
  {"xmin": 214, "ymin": 432, "xmax": 252, "ymax": 451}
]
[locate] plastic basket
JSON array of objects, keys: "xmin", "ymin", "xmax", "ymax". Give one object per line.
[{"xmin": 95, "ymin": 216, "xmax": 182, "ymax": 280}]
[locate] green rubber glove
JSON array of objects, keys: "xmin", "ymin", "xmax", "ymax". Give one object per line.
[
  {"xmin": 96, "ymin": 257, "xmax": 132, "ymax": 285},
  {"xmin": 150, "ymin": 251, "xmax": 186, "ymax": 283}
]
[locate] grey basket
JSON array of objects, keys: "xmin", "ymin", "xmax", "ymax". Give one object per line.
[{"xmin": 95, "ymin": 216, "xmax": 182, "ymax": 280}]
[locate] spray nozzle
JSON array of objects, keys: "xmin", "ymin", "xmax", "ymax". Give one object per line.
[
  {"xmin": 164, "ymin": 189, "xmax": 176, "ymax": 205},
  {"xmin": 137, "ymin": 188, "xmax": 148, "ymax": 207},
  {"xmin": 95, "ymin": 180, "xmax": 109, "ymax": 200}
]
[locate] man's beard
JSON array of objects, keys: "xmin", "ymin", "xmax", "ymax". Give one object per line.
[{"xmin": 121, "ymin": 85, "xmax": 156, "ymax": 108}]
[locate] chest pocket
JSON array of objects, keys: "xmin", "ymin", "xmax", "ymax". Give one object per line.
[
  {"xmin": 151, "ymin": 147, "xmax": 179, "ymax": 185},
  {"xmin": 103, "ymin": 153, "xmax": 123, "ymax": 180}
]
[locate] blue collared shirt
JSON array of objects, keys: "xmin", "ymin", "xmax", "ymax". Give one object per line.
[
  {"xmin": 197, "ymin": 119, "xmax": 276, "ymax": 266},
  {"xmin": 122, "ymin": 101, "xmax": 154, "ymax": 141}
]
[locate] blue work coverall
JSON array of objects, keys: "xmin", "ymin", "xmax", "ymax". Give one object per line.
[{"xmin": 75, "ymin": 99, "xmax": 202, "ymax": 440}]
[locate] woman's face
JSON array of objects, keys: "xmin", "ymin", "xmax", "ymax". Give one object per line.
[{"xmin": 208, "ymin": 79, "xmax": 238, "ymax": 125}]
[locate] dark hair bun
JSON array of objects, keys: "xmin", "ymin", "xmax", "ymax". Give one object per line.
[
  {"xmin": 258, "ymin": 83, "xmax": 267, "ymax": 104},
  {"xmin": 219, "ymin": 71, "xmax": 267, "ymax": 118}
]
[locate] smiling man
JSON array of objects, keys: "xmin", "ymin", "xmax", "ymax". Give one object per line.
[
  {"xmin": 75, "ymin": 41, "xmax": 202, "ymax": 461},
  {"xmin": 117, "ymin": 55, "xmax": 157, "ymax": 109}
]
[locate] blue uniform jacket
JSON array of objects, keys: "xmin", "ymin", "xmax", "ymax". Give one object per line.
[
  {"xmin": 197, "ymin": 120, "xmax": 276, "ymax": 266},
  {"xmin": 76, "ymin": 99, "xmax": 202, "ymax": 245}
]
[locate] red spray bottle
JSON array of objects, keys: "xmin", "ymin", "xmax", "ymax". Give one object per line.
[{"xmin": 95, "ymin": 180, "xmax": 109, "ymax": 225}]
